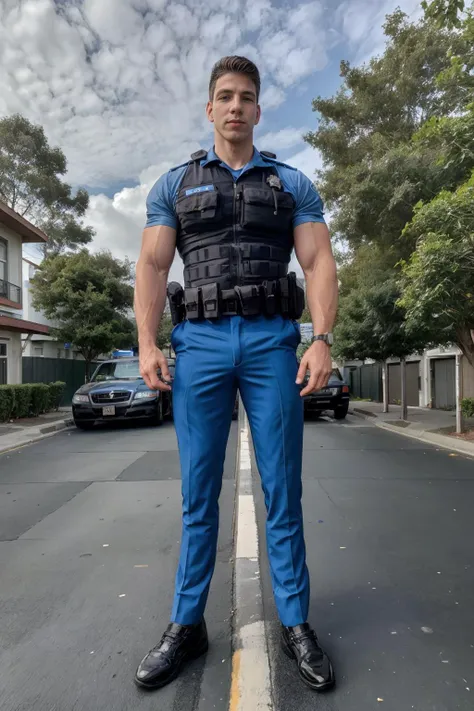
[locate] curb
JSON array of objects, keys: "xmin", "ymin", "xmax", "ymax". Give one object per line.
[
  {"xmin": 350, "ymin": 409, "xmax": 474, "ymax": 459},
  {"xmin": 0, "ymin": 417, "xmax": 75, "ymax": 455},
  {"xmin": 230, "ymin": 409, "xmax": 273, "ymax": 711}
]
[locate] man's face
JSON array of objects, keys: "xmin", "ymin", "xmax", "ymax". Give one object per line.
[{"xmin": 206, "ymin": 72, "xmax": 261, "ymax": 144}]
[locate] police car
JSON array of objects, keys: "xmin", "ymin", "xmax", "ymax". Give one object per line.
[{"xmin": 72, "ymin": 356, "xmax": 174, "ymax": 430}]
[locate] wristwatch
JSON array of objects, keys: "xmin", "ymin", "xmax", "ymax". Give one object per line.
[{"xmin": 311, "ymin": 333, "xmax": 333, "ymax": 346}]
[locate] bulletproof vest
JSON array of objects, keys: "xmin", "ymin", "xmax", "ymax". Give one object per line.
[{"xmin": 175, "ymin": 150, "xmax": 295, "ymax": 289}]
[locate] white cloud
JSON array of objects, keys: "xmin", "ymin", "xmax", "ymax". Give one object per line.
[
  {"xmin": 336, "ymin": 0, "xmax": 424, "ymax": 64},
  {"xmin": 260, "ymin": 85, "xmax": 286, "ymax": 110},
  {"xmin": 259, "ymin": 127, "xmax": 309, "ymax": 153},
  {"xmin": 286, "ymin": 145, "xmax": 323, "ymax": 181},
  {"xmin": 3, "ymin": 0, "xmax": 422, "ymax": 277}
]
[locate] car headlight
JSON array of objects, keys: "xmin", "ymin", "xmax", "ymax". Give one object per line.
[
  {"xmin": 134, "ymin": 391, "xmax": 158, "ymax": 400},
  {"xmin": 73, "ymin": 394, "xmax": 89, "ymax": 404}
]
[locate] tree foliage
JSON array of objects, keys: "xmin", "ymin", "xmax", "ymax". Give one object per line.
[
  {"xmin": 30, "ymin": 250, "xmax": 135, "ymax": 374},
  {"xmin": 305, "ymin": 7, "xmax": 468, "ymax": 260},
  {"xmin": 399, "ymin": 172, "xmax": 474, "ymax": 364},
  {"xmin": 306, "ymin": 2, "xmax": 474, "ymax": 366},
  {"xmin": 0, "ymin": 114, "xmax": 94, "ymax": 254}
]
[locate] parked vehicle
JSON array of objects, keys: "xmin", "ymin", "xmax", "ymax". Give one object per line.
[
  {"xmin": 72, "ymin": 357, "xmax": 174, "ymax": 430},
  {"xmin": 302, "ymin": 367, "xmax": 350, "ymax": 420}
]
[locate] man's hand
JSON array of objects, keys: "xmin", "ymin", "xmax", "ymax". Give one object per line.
[
  {"xmin": 296, "ymin": 341, "xmax": 332, "ymax": 397},
  {"xmin": 139, "ymin": 345, "xmax": 172, "ymax": 392}
]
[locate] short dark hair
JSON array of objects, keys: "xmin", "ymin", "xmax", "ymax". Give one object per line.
[{"xmin": 209, "ymin": 56, "xmax": 261, "ymax": 101}]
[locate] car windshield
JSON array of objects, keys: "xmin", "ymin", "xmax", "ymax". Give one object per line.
[
  {"xmin": 91, "ymin": 360, "xmax": 142, "ymax": 382},
  {"xmin": 331, "ymin": 368, "xmax": 343, "ymax": 381}
]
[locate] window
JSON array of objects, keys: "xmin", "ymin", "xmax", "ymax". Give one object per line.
[
  {"xmin": 34, "ymin": 346, "xmax": 44, "ymax": 357},
  {"xmin": 0, "ymin": 240, "xmax": 7, "ymax": 283}
]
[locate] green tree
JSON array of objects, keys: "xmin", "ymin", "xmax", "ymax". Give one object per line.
[
  {"xmin": 0, "ymin": 114, "xmax": 94, "ymax": 254},
  {"xmin": 399, "ymin": 172, "xmax": 474, "ymax": 365},
  {"xmin": 421, "ymin": 0, "xmax": 465, "ymax": 27},
  {"xmin": 304, "ymin": 7, "xmax": 468, "ymax": 260},
  {"xmin": 30, "ymin": 250, "xmax": 135, "ymax": 376}
]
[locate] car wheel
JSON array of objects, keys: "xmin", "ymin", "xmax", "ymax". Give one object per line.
[
  {"xmin": 151, "ymin": 398, "xmax": 164, "ymax": 426},
  {"xmin": 334, "ymin": 404, "xmax": 349, "ymax": 420},
  {"xmin": 74, "ymin": 419, "xmax": 95, "ymax": 431}
]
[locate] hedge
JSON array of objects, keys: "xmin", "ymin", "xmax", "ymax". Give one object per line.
[
  {"xmin": 0, "ymin": 381, "xmax": 66, "ymax": 423},
  {"xmin": 461, "ymin": 398, "xmax": 474, "ymax": 419}
]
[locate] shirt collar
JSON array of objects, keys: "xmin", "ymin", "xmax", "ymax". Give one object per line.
[{"xmin": 202, "ymin": 146, "xmax": 269, "ymax": 170}]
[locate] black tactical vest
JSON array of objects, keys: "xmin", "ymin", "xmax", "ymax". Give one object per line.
[{"xmin": 175, "ymin": 150, "xmax": 295, "ymax": 290}]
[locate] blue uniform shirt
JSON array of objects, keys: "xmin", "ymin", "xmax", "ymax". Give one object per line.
[{"xmin": 145, "ymin": 146, "xmax": 326, "ymax": 230}]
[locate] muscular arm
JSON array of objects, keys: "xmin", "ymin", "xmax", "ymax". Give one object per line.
[
  {"xmin": 293, "ymin": 221, "xmax": 338, "ymax": 395},
  {"xmin": 134, "ymin": 224, "xmax": 176, "ymax": 389},
  {"xmin": 294, "ymin": 221, "xmax": 338, "ymax": 335}
]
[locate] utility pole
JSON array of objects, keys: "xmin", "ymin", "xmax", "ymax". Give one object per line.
[
  {"xmin": 455, "ymin": 353, "xmax": 463, "ymax": 434},
  {"xmin": 382, "ymin": 361, "xmax": 389, "ymax": 413}
]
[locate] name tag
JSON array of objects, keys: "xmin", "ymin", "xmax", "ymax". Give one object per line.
[{"xmin": 185, "ymin": 185, "xmax": 214, "ymax": 196}]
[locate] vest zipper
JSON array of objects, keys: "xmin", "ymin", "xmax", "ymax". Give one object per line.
[{"xmin": 233, "ymin": 182, "xmax": 242, "ymax": 284}]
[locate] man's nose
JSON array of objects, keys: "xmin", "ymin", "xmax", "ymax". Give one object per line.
[{"xmin": 230, "ymin": 99, "xmax": 243, "ymax": 114}]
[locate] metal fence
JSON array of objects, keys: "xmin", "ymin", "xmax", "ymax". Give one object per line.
[
  {"xmin": 346, "ymin": 363, "xmax": 383, "ymax": 402},
  {"xmin": 22, "ymin": 357, "xmax": 100, "ymax": 405}
]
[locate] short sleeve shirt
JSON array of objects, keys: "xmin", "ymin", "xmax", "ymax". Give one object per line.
[{"xmin": 145, "ymin": 146, "xmax": 326, "ymax": 230}]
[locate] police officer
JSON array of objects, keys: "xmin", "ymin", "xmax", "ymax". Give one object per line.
[{"xmin": 134, "ymin": 56, "xmax": 338, "ymax": 692}]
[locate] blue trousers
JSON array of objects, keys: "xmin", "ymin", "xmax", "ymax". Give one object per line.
[{"xmin": 170, "ymin": 314, "xmax": 310, "ymax": 627}]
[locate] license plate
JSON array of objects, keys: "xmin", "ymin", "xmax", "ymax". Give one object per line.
[{"xmin": 102, "ymin": 406, "xmax": 116, "ymax": 416}]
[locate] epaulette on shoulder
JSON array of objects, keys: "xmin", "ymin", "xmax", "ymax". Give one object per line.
[{"xmin": 169, "ymin": 160, "xmax": 191, "ymax": 173}]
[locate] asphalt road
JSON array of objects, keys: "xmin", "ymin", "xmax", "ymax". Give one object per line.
[
  {"xmin": 0, "ymin": 419, "xmax": 238, "ymax": 711},
  {"xmin": 253, "ymin": 414, "xmax": 474, "ymax": 711},
  {"xmin": 2, "ymin": 412, "xmax": 473, "ymax": 711}
]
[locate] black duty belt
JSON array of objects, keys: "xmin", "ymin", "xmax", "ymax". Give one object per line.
[{"xmin": 167, "ymin": 273, "xmax": 305, "ymax": 326}]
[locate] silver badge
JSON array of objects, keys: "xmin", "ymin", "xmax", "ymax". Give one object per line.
[{"xmin": 266, "ymin": 174, "xmax": 282, "ymax": 190}]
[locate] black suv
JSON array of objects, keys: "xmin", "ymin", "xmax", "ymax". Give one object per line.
[{"xmin": 303, "ymin": 367, "xmax": 350, "ymax": 420}]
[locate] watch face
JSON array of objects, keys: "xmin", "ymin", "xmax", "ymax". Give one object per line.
[{"xmin": 327, "ymin": 333, "xmax": 334, "ymax": 346}]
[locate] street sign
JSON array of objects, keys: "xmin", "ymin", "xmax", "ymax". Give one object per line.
[{"xmin": 299, "ymin": 323, "xmax": 314, "ymax": 342}]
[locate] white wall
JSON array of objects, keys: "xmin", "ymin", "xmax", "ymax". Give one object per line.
[
  {"xmin": 22, "ymin": 260, "xmax": 55, "ymax": 326},
  {"xmin": 0, "ymin": 222, "xmax": 22, "ymax": 314},
  {"xmin": 0, "ymin": 330, "xmax": 22, "ymax": 384}
]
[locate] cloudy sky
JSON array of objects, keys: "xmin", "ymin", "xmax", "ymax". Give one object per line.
[{"xmin": 1, "ymin": 0, "xmax": 422, "ymax": 280}]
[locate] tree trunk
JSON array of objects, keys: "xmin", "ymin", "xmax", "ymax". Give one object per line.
[
  {"xmin": 457, "ymin": 327, "xmax": 474, "ymax": 367},
  {"xmin": 400, "ymin": 358, "xmax": 408, "ymax": 421},
  {"xmin": 382, "ymin": 361, "xmax": 389, "ymax": 413}
]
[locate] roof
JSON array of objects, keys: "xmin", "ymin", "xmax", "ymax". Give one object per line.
[
  {"xmin": 0, "ymin": 200, "xmax": 48, "ymax": 243},
  {"xmin": 0, "ymin": 315, "xmax": 49, "ymax": 335}
]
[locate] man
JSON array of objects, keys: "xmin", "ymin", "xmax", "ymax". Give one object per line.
[{"xmin": 134, "ymin": 56, "xmax": 338, "ymax": 692}]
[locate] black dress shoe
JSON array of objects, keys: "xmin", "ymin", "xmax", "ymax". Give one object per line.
[
  {"xmin": 281, "ymin": 623, "xmax": 335, "ymax": 691},
  {"xmin": 134, "ymin": 619, "xmax": 208, "ymax": 690}
]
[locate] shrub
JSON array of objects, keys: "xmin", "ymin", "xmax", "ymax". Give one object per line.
[
  {"xmin": 11, "ymin": 385, "xmax": 32, "ymax": 419},
  {"xmin": 47, "ymin": 381, "xmax": 66, "ymax": 411},
  {"xmin": 0, "ymin": 385, "xmax": 15, "ymax": 422},
  {"xmin": 30, "ymin": 383, "xmax": 51, "ymax": 416},
  {"xmin": 461, "ymin": 398, "xmax": 474, "ymax": 419}
]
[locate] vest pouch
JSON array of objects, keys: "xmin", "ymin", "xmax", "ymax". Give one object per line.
[
  {"xmin": 176, "ymin": 189, "xmax": 218, "ymax": 233},
  {"xmin": 241, "ymin": 186, "xmax": 294, "ymax": 234}
]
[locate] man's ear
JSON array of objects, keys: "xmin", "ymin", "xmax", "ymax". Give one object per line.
[
  {"xmin": 255, "ymin": 104, "xmax": 261, "ymax": 126},
  {"xmin": 206, "ymin": 101, "xmax": 214, "ymax": 123}
]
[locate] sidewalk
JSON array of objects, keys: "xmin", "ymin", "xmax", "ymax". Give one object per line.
[
  {"xmin": 0, "ymin": 407, "xmax": 74, "ymax": 454},
  {"xmin": 349, "ymin": 401, "xmax": 474, "ymax": 457}
]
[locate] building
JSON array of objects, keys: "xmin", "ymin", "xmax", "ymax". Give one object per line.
[
  {"xmin": 340, "ymin": 346, "xmax": 474, "ymax": 410},
  {"xmin": 0, "ymin": 200, "xmax": 50, "ymax": 384}
]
